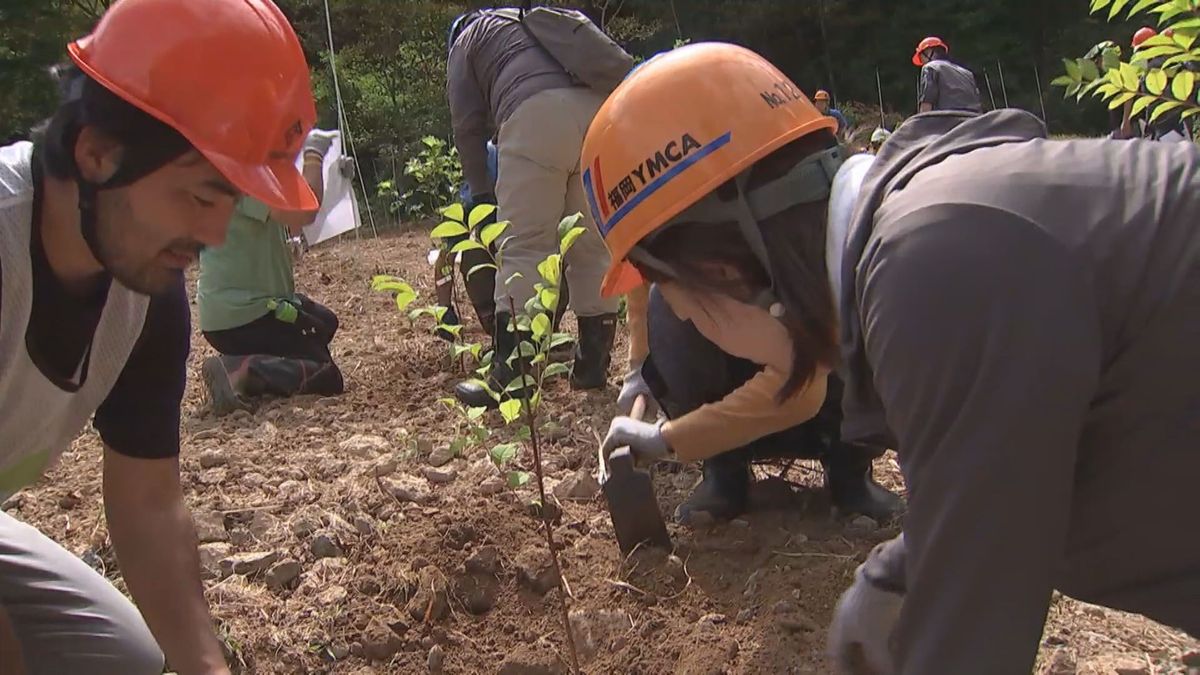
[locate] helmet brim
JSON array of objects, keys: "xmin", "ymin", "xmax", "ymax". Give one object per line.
[
  {"xmin": 206, "ymin": 150, "xmax": 318, "ymax": 212},
  {"xmin": 601, "ymin": 260, "xmax": 646, "ymax": 298}
]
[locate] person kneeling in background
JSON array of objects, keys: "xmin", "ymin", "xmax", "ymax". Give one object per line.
[{"xmin": 198, "ymin": 129, "xmax": 350, "ymax": 415}]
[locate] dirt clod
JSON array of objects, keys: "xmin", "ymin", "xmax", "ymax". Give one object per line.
[
  {"xmin": 198, "ymin": 542, "xmax": 233, "ymax": 579},
  {"xmin": 428, "ymin": 445, "xmax": 457, "ymax": 467},
  {"xmin": 353, "ymin": 515, "xmax": 375, "ymax": 535},
  {"xmin": 453, "ymin": 573, "xmax": 499, "ymax": 614},
  {"xmin": 514, "ymin": 548, "xmax": 559, "ymax": 595},
  {"xmin": 407, "ymin": 567, "xmax": 450, "ymax": 622},
  {"xmin": 465, "ymin": 545, "xmax": 500, "ymax": 575},
  {"xmin": 1038, "ymin": 649, "xmax": 1077, "ymax": 675},
  {"xmin": 497, "ymin": 643, "xmax": 568, "ymax": 675},
  {"xmin": 198, "ymin": 449, "xmax": 228, "ymax": 468},
  {"xmin": 247, "ymin": 511, "xmax": 278, "ymax": 540},
  {"xmin": 569, "ymin": 608, "xmax": 632, "ymax": 663},
  {"xmin": 1078, "ymin": 654, "xmax": 1153, "ymax": 675},
  {"xmin": 317, "ymin": 584, "xmax": 349, "ymax": 605},
  {"xmin": 340, "ymin": 433, "xmax": 389, "ymax": 458},
  {"xmin": 478, "ymin": 477, "xmax": 505, "ymax": 495},
  {"xmin": 849, "ymin": 515, "xmax": 880, "ymax": 533},
  {"xmin": 310, "ymin": 533, "xmax": 344, "ymax": 559},
  {"xmin": 551, "ymin": 469, "xmax": 600, "ymax": 502},
  {"xmin": 444, "ymin": 522, "xmax": 478, "ymax": 551},
  {"xmin": 220, "ymin": 550, "xmax": 279, "ymax": 577},
  {"xmin": 383, "ymin": 475, "xmax": 433, "ymax": 504},
  {"xmin": 422, "ymin": 466, "xmax": 458, "ymax": 484},
  {"xmin": 427, "ymin": 643, "xmax": 445, "ymax": 672},
  {"xmin": 193, "ymin": 510, "xmax": 227, "ymax": 543},
  {"xmin": 264, "ymin": 559, "xmax": 302, "ymax": 590},
  {"xmin": 372, "ymin": 455, "xmax": 399, "ymax": 477}
]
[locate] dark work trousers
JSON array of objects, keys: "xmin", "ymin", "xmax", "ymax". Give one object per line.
[
  {"xmin": 641, "ymin": 285, "xmax": 884, "ymax": 470},
  {"xmin": 203, "ymin": 294, "xmax": 338, "ymax": 363}
]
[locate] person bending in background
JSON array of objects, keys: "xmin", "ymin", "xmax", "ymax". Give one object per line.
[
  {"xmin": 198, "ymin": 129, "xmax": 351, "ymax": 416},
  {"xmin": 912, "ymin": 36, "xmax": 982, "ymax": 113},
  {"xmin": 611, "ymin": 283, "xmax": 903, "ymax": 525}
]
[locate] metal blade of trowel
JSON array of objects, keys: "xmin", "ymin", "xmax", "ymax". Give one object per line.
[{"xmin": 598, "ymin": 395, "xmax": 672, "ymax": 555}]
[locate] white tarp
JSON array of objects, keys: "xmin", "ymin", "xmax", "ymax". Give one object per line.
[{"xmin": 297, "ymin": 131, "xmax": 362, "ymax": 246}]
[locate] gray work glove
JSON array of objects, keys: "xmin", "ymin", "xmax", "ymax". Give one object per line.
[
  {"xmin": 602, "ymin": 417, "xmax": 671, "ymax": 463},
  {"xmin": 337, "ymin": 156, "xmax": 356, "ymax": 180},
  {"xmin": 617, "ymin": 364, "xmax": 657, "ymax": 418},
  {"xmin": 827, "ymin": 565, "xmax": 903, "ymax": 675},
  {"xmin": 303, "ymin": 129, "xmax": 338, "ymax": 159}
]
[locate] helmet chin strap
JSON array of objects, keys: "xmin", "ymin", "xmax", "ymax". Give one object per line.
[{"xmin": 633, "ymin": 144, "xmax": 846, "ymax": 317}]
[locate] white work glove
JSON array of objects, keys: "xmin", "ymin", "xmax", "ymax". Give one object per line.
[
  {"xmin": 827, "ymin": 564, "xmax": 903, "ymax": 675},
  {"xmin": 617, "ymin": 365, "xmax": 657, "ymax": 417},
  {"xmin": 602, "ymin": 417, "xmax": 672, "ymax": 463},
  {"xmin": 303, "ymin": 129, "xmax": 338, "ymax": 159},
  {"xmin": 337, "ymin": 156, "xmax": 356, "ymax": 179}
]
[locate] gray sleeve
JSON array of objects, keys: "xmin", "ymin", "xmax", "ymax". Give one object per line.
[
  {"xmin": 447, "ymin": 45, "xmax": 494, "ymax": 197},
  {"xmin": 858, "ymin": 203, "xmax": 1101, "ymax": 674},
  {"xmin": 918, "ymin": 64, "xmax": 939, "ymax": 105}
]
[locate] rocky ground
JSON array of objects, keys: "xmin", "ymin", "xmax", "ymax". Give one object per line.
[{"xmin": 10, "ymin": 229, "xmax": 1197, "ymax": 674}]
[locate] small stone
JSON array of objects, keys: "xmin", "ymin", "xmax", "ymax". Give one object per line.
[
  {"xmin": 278, "ymin": 479, "xmax": 305, "ymax": 501},
  {"xmin": 422, "ymin": 467, "xmax": 458, "ymax": 484},
  {"xmin": 568, "ymin": 609, "xmax": 632, "ymax": 663},
  {"xmin": 291, "ymin": 514, "xmax": 320, "ymax": 538},
  {"xmin": 198, "ymin": 449, "xmax": 227, "ymax": 468},
  {"xmin": 416, "ymin": 437, "xmax": 435, "ymax": 458},
  {"xmin": 192, "ymin": 428, "xmax": 221, "ymax": 441},
  {"xmin": 444, "ymin": 523, "xmax": 478, "ymax": 551},
  {"xmin": 241, "ymin": 472, "xmax": 267, "ymax": 489},
  {"xmin": 362, "ymin": 630, "xmax": 403, "ymax": 662},
  {"xmin": 664, "ymin": 554, "xmax": 686, "ymax": 581},
  {"xmin": 315, "ymin": 396, "xmax": 339, "ymax": 408},
  {"xmin": 311, "ymin": 534, "xmax": 344, "ymax": 559},
  {"xmin": 247, "ymin": 511, "xmax": 278, "ymax": 540},
  {"xmin": 326, "ymin": 642, "xmax": 349, "ymax": 660},
  {"xmin": 317, "ymin": 585, "xmax": 348, "ymax": 605},
  {"xmin": 736, "ymin": 608, "xmax": 754, "ymax": 623},
  {"xmin": 383, "ymin": 475, "xmax": 432, "ymax": 504},
  {"xmin": 773, "ymin": 600, "xmax": 798, "ymax": 615},
  {"xmin": 427, "ymin": 644, "xmax": 445, "ymax": 672},
  {"xmin": 220, "ymin": 550, "xmax": 280, "ymax": 576},
  {"xmin": 730, "ymin": 518, "xmax": 750, "ymax": 529},
  {"xmin": 194, "ymin": 511, "xmax": 228, "ymax": 543},
  {"xmin": 479, "ymin": 477, "xmax": 505, "ymax": 496},
  {"xmin": 257, "ymin": 421, "xmax": 279, "ymax": 442},
  {"xmin": 372, "ymin": 455, "xmax": 399, "ymax": 477},
  {"xmin": 542, "ymin": 422, "xmax": 569, "ymax": 442},
  {"xmin": 428, "ymin": 445, "xmax": 457, "ymax": 467},
  {"xmin": 354, "ymin": 515, "xmax": 375, "ymax": 536},
  {"xmin": 849, "ymin": 515, "xmax": 879, "ymax": 533},
  {"xmin": 514, "ymin": 548, "xmax": 559, "ymax": 595},
  {"xmin": 407, "ymin": 567, "xmax": 450, "ymax": 622},
  {"xmin": 552, "ymin": 469, "xmax": 601, "ymax": 502},
  {"xmin": 777, "ymin": 612, "xmax": 818, "ymax": 633},
  {"xmin": 264, "ymin": 559, "xmax": 302, "ymax": 590},
  {"xmin": 198, "ymin": 542, "xmax": 233, "ymax": 579},
  {"xmin": 697, "ymin": 613, "xmax": 727, "ymax": 626},
  {"xmin": 57, "ymin": 492, "xmax": 81, "ymax": 510},
  {"xmin": 339, "ymin": 434, "xmax": 389, "ymax": 459},
  {"xmin": 465, "ymin": 545, "xmax": 500, "ymax": 575},
  {"xmin": 454, "ymin": 573, "xmax": 499, "ymax": 614}
]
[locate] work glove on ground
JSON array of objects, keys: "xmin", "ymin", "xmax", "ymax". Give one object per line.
[
  {"xmin": 602, "ymin": 417, "xmax": 672, "ymax": 463},
  {"xmin": 303, "ymin": 129, "xmax": 338, "ymax": 159},
  {"xmin": 617, "ymin": 364, "xmax": 658, "ymax": 418},
  {"xmin": 827, "ymin": 564, "xmax": 903, "ymax": 675}
]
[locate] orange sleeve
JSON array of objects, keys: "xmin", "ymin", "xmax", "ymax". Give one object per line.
[
  {"xmin": 625, "ymin": 283, "xmax": 650, "ymax": 369},
  {"xmin": 661, "ymin": 368, "xmax": 829, "ymax": 462}
]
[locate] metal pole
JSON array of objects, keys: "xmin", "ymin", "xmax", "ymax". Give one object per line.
[
  {"xmin": 1033, "ymin": 62, "xmax": 1049, "ymax": 128},
  {"xmin": 984, "ymin": 70, "xmax": 998, "ymax": 110},
  {"xmin": 876, "ymin": 68, "xmax": 886, "ymax": 127},
  {"xmin": 997, "ymin": 60, "xmax": 1010, "ymax": 108}
]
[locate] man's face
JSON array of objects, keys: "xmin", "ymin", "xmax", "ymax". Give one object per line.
[
  {"xmin": 90, "ymin": 151, "xmax": 239, "ymax": 295},
  {"xmin": 815, "ymin": 99, "xmax": 829, "ymax": 113}
]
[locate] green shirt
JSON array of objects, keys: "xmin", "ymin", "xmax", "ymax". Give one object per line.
[{"xmin": 197, "ymin": 197, "xmax": 296, "ymax": 332}]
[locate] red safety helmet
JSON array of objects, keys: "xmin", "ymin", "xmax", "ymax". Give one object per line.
[
  {"xmin": 912, "ymin": 37, "xmax": 948, "ymax": 66},
  {"xmin": 68, "ymin": 0, "xmax": 318, "ymax": 210}
]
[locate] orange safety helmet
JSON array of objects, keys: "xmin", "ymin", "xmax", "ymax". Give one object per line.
[
  {"xmin": 67, "ymin": 0, "xmax": 318, "ymax": 211},
  {"xmin": 814, "ymin": 89, "xmax": 831, "ymax": 101},
  {"xmin": 1132, "ymin": 26, "xmax": 1158, "ymax": 47},
  {"xmin": 912, "ymin": 36, "xmax": 948, "ymax": 66},
  {"xmin": 581, "ymin": 42, "xmax": 839, "ymax": 297}
]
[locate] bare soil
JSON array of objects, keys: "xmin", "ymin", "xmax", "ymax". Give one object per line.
[{"xmin": 11, "ymin": 230, "xmax": 1197, "ymax": 674}]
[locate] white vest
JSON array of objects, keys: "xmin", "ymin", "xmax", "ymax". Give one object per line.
[{"xmin": 0, "ymin": 142, "xmax": 148, "ymax": 500}]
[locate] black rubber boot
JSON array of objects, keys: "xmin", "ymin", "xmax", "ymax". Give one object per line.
[
  {"xmin": 459, "ymin": 247, "xmax": 496, "ymax": 339},
  {"xmin": 674, "ymin": 451, "xmax": 752, "ymax": 525},
  {"xmin": 823, "ymin": 453, "xmax": 903, "ymax": 522},
  {"xmin": 570, "ymin": 313, "xmax": 616, "ymax": 390},
  {"xmin": 454, "ymin": 312, "xmax": 521, "ymax": 409},
  {"xmin": 434, "ymin": 304, "xmax": 461, "ymax": 343},
  {"xmin": 202, "ymin": 354, "xmax": 344, "ymax": 416}
]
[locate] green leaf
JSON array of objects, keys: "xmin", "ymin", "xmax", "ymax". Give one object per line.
[
  {"xmin": 422, "ymin": 136, "xmax": 439, "ymax": 148},
  {"xmin": 1131, "ymin": 94, "xmax": 1158, "ymax": 117},
  {"xmin": 480, "ymin": 220, "xmax": 509, "ymax": 247},
  {"xmin": 449, "ymin": 437, "xmax": 469, "ymax": 455},
  {"xmin": 504, "ymin": 375, "xmax": 537, "ymax": 392},
  {"xmin": 559, "ymin": 227, "xmax": 586, "ymax": 255},
  {"xmin": 489, "ymin": 443, "xmax": 518, "ymax": 467},
  {"xmin": 1147, "ymin": 68, "xmax": 1170, "ymax": 95},
  {"xmin": 1120, "ymin": 61, "xmax": 1143, "ymax": 91},
  {"xmin": 470, "ymin": 343, "xmax": 483, "ymax": 359},
  {"xmin": 1181, "ymin": 107, "xmax": 1200, "ymax": 120},
  {"xmin": 514, "ymin": 425, "xmax": 532, "ymax": 441},
  {"xmin": 463, "ymin": 378, "xmax": 498, "ymax": 400},
  {"xmin": 557, "ymin": 212, "xmax": 584, "ymax": 240},
  {"xmin": 506, "ymin": 272, "xmax": 525, "ymax": 286},
  {"xmin": 1149, "ymin": 99, "xmax": 1185, "ymax": 122},
  {"xmin": 1108, "ymin": 0, "xmax": 1133, "ymax": 20},
  {"xmin": 507, "ymin": 471, "xmax": 530, "ymax": 489},
  {"xmin": 499, "ymin": 399, "xmax": 522, "ymax": 424},
  {"xmin": 468, "ymin": 203, "xmax": 497, "ymax": 228},
  {"xmin": 1139, "ymin": 44, "xmax": 1188, "ymax": 61},
  {"xmin": 467, "ymin": 263, "xmax": 497, "ymax": 278},
  {"xmin": 450, "ymin": 239, "xmax": 486, "ymax": 254},
  {"xmin": 1051, "ymin": 75, "xmax": 1076, "ymax": 89},
  {"xmin": 438, "ymin": 323, "xmax": 464, "ymax": 338},
  {"xmin": 539, "ymin": 288, "xmax": 559, "ymax": 312},
  {"xmin": 1108, "ymin": 91, "xmax": 1138, "ymax": 109},
  {"xmin": 430, "ymin": 221, "xmax": 469, "ymax": 238},
  {"xmin": 549, "ymin": 332, "xmax": 575, "ymax": 348},
  {"xmin": 1079, "ymin": 58, "xmax": 1100, "ymax": 81},
  {"xmin": 440, "ymin": 203, "xmax": 465, "ymax": 222},
  {"xmin": 531, "ymin": 313, "xmax": 551, "ymax": 339},
  {"xmin": 537, "ymin": 255, "xmax": 562, "ymax": 286},
  {"xmin": 1172, "ymin": 70, "xmax": 1196, "ymax": 100},
  {"xmin": 1126, "ymin": 0, "xmax": 1160, "ymax": 16},
  {"xmin": 1089, "ymin": 0, "xmax": 1111, "ymax": 13},
  {"xmin": 1064, "ymin": 58, "xmax": 1082, "ymax": 80},
  {"xmin": 467, "ymin": 406, "xmax": 489, "ymax": 421},
  {"xmin": 452, "ymin": 343, "xmax": 473, "ymax": 358},
  {"xmin": 395, "ymin": 289, "xmax": 417, "ymax": 311},
  {"xmin": 543, "ymin": 362, "xmax": 571, "ymax": 379}
]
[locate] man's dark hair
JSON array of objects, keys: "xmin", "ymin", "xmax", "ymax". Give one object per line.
[
  {"xmin": 928, "ymin": 45, "xmax": 949, "ymax": 61},
  {"xmin": 33, "ymin": 63, "xmax": 192, "ymax": 186}
]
